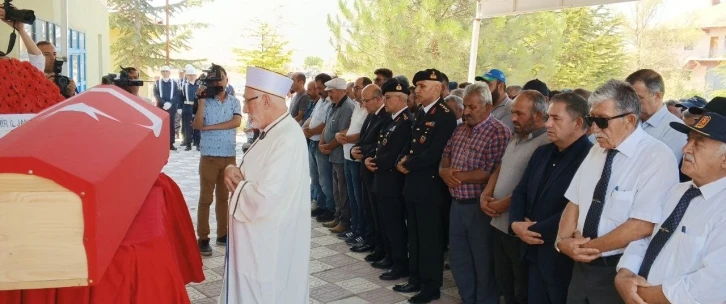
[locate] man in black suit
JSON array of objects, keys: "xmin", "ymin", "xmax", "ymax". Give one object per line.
[
  {"xmin": 509, "ymin": 93, "xmax": 593, "ymax": 304},
  {"xmin": 364, "ymin": 79, "xmax": 413, "ymax": 280},
  {"xmin": 350, "ymin": 84, "xmax": 393, "ymax": 263},
  {"xmin": 394, "ymin": 69, "xmax": 457, "ymax": 303}
]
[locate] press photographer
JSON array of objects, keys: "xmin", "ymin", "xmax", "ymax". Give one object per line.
[
  {"xmin": 102, "ymin": 66, "xmax": 144, "ymax": 96},
  {"xmin": 0, "ymin": 3, "xmax": 43, "ymax": 71}
]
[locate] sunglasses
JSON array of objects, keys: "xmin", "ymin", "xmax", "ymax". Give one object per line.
[{"xmin": 585, "ymin": 112, "xmax": 632, "ymax": 129}]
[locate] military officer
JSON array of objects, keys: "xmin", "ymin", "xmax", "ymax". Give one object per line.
[
  {"xmin": 365, "ymin": 79, "xmax": 414, "ymax": 281},
  {"xmin": 395, "ymin": 69, "xmax": 457, "ymax": 303},
  {"xmin": 181, "ymin": 66, "xmax": 200, "ymax": 151},
  {"xmin": 154, "ymin": 65, "xmax": 183, "ymax": 150}
]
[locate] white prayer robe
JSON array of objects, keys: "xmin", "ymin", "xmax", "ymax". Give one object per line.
[{"xmin": 219, "ymin": 113, "xmax": 311, "ymax": 304}]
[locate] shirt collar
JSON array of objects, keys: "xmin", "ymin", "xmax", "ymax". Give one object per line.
[
  {"xmin": 613, "ymin": 126, "xmax": 645, "ymax": 159},
  {"xmin": 689, "ymin": 175, "xmax": 726, "ymax": 201},
  {"xmin": 375, "ymin": 104, "xmax": 385, "ymax": 115},
  {"xmin": 644, "ymin": 105, "xmax": 668, "ymax": 128},
  {"xmin": 162, "ymin": 78, "xmax": 170, "ymax": 82},
  {"xmin": 494, "ymin": 96, "xmax": 512, "ymax": 109},
  {"xmin": 520, "ymin": 127, "xmax": 547, "ymax": 141},
  {"xmin": 332, "ymin": 96, "xmax": 348, "ymax": 108},
  {"xmin": 392, "ymin": 107, "xmax": 407, "ymax": 120},
  {"xmin": 423, "ymin": 99, "xmax": 439, "ymax": 114},
  {"xmin": 471, "ymin": 116, "xmax": 493, "ymax": 131}
]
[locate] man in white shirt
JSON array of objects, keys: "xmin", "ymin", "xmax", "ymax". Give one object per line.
[
  {"xmin": 336, "ymin": 76, "xmax": 373, "ymax": 244},
  {"xmin": 626, "ymin": 69, "xmax": 686, "ymax": 163},
  {"xmin": 220, "ymin": 66, "xmax": 310, "ymax": 304},
  {"xmin": 0, "ymin": 12, "xmax": 44, "ymax": 72},
  {"xmin": 555, "ymin": 80, "xmax": 679, "ymax": 304},
  {"xmin": 615, "ymin": 112, "xmax": 726, "ymax": 304}
]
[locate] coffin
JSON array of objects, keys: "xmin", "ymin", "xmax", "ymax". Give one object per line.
[{"xmin": 0, "ymin": 86, "xmax": 170, "ymax": 291}]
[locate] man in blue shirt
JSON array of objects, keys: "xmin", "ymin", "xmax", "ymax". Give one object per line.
[{"xmin": 193, "ymin": 64, "xmax": 242, "ymax": 256}]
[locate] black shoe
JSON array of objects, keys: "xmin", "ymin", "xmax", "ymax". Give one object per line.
[
  {"xmin": 371, "ymin": 256, "xmax": 393, "ymax": 269},
  {"xmin": 185, "ymin": 145, "xmax": 192, "ymax": 151},
  {"xmin": 350, "ymin": 243, "xmax": 375, "ymax": 253},
  {"xmin": 196, "ymin": 146, "xmax": 200, "ymax": 151},
  {"xmin": 170, "ymin": 145, "xmax": 177, "ymax": 151},
  {"xmin": 408, "ymin": 289, "xmax": 440, "ymax": 303},
  {"xmin": 198, "ymin": 239, "xmax": 212, "ymax": 256},
  {"xmin": 216, "ymin": 235, "xmax": 227, "ymax": 245},
  {"xmin": 393, "ymin": 283, "xmax": 421, "ymax": 293},
  {"xmin": 311, "ymin": 207, "xmax": 326, "ymax": 217},
  {"xmin": 337, "ymin": 231, "xmax": 355, "ymax": 240},
  {"xmin": 346, "ymin": 236, "xmax": 365, "ymax": 246},
  {"xmin": 365, "ymin": 251, "xmax": 386, "ymax": 262},
  {"xmin": 379, "ymin": 268, "xmax": 410, "ymax": 280},
  {"xmin": 315, "ymin": 211, "xmax": 335, "ymax": 223}
]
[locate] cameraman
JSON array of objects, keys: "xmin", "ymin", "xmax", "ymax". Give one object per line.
[
  {"xmin": 0, "ymin": 7, "xmax": 43, "ymax": 72},
  {"xmin": 192, "ymin": 64, "xmax": 241, "ymax": 254}
]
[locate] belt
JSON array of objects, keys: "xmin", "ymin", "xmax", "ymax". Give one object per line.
[
  {"xmin": 184, "ymin": 101, "xmax": 194, "ymax": 105},
  {"xmin": 454, "ymin": 198, "xmax": 478, "ymax": 205},
  {"xmin": 586, "ymin": 254, "xmax": 622, "ymax": 267}
]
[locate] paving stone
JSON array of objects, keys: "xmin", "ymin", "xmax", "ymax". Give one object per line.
[
  {"xmin": 314, "ymin": 262, "xmax": 383, "ymax": 283},
  {"xmin": 210, "ymin": 266, "xmax": 225, "ymax": 276},
  {"xmin": 309, "ymin": 275, "xmax": 329, "ymax": 289},
  {"xmin": 357, "ymin": 288, "xmax": 408, "ymax": 304},
  {"xmin": 441, "ymin": 286, "xmax": 459, "ymax": 298},
  {"xmin": 326, "ymin": 242, "xmax": 353, "ymax": 253},
  {"xmin": 360, "ymin": 272, "xmax": 407, "ymax": 288},
  {"xmin": 185, "ymin": 286, "xmax": 207, "ymax": 301},
  {"xmin": 317, "ymin": 254, "xmax": 361, "ymax": 267},
  {"xmin": 195, "ymin": 280, "xmax": 223, "ymax": 298},
  {"xmin": 344, "ymin": 251, "xmax": 369, "ymax": 262},
  {"xmin": 190, "ymin": 269, "xmax": 223, "ymax": 285},
  {"xmin": 312, "ymin": 236, "xmax": 344, "ymax": 246},
  {"xmin": 310, "ymin": 246, "xmax": 340, "ymax": 260},
  {"xmin": 309, "ymin": 260, "xmax": 335, "ymax": 274},
  {"xmin": 335, "ymin": 278, "xmax": 380, "ymax": 294},
  {"xmin": 327, "ymin": 296, "xmax": 371, "ymax": 304},
  {"xmin": 309, "ymin": 284, "xmax": 355, "ymax": 303},
  {"xmin": 311, "ymin": 229, "xmax": 326, "ymax": 238},
  {"xmin": 192, "ymin": 298, "xmax": 217, "ymax": 304},
  {"xmin": 310, "ymin": 241, "xmax": 322, "ymax": 249},
  {"xmin": 314, "ymin": 227, "xmax": 333, "ymax": 235},
  {"xmin": 203, "ymin": 256, "xmax": 226, "ymax": 269}
]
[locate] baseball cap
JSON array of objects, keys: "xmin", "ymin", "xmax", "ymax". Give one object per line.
[
  {"xmin": 688, "ymin": 97, "xmax": 726, "ymax": 115},
  {"xmin": 670, "ymin": 112, "xmax": 726, "ymax": 144},
  {"xmin": 675, "ymin": 96, "xmax": 707, "ymax": 110},
  {"xmin": 475, "ymin": 69, "xmax": 506, "ymax": 83}
]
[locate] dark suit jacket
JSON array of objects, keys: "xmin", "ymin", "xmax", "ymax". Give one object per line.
[
  {"xmin": 399, "ymin": 99, "xmax": 457, "ymax": 203},
  {"xmin": 509, "ymin": 135, "xmax": 592, "ymax": 283},
  {"xmin": 353, "ymin": 108, "xmax": 391, "ymax": 184},
  {"xmin": 372, "ymin": 109, "xmax": 413, "ymax": 196}
]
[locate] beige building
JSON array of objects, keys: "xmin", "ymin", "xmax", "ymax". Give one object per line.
[
  {"xmin": 682, "ymin": 1, "xmax": 726, "ymax": 93},
  {"xmin": 0, "ymin": 0, "xmax": 110, "ymax": 92}
]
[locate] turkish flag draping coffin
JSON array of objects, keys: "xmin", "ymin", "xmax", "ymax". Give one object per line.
[{"xmin": 0, "ymin": 86, "xmax": 170, "ymax": 291}]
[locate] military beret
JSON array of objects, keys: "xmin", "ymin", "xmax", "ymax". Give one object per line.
[
  {"xmin": 381, "ymin": 79, "xmax": 410, "ymax": 95},
  {"xmin": 412, "ymin": 69, "xmax": 444, "ymax": 85}
]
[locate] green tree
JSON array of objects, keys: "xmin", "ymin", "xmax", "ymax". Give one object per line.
[
  {"xmin": 622, "ymin": 0, "xmax": 702, "ymax": 99},
  {"xmin": 233, "ymin": 22, "xmax": 293, "ymax": 75},
  {"xmin": 304, "ymin": 56, "xmax": 324, "ymax": 69},
  {"xmin": 109, "ymin": 0, "xmax": 209, "ymax": 78}
]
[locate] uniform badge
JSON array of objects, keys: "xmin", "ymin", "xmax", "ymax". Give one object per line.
[
  {"xmin": 431, "ymin": 107, "xmax": 437, "ymax": 115},
  {"xmin": 439, "ymin": 103, "xmax": 450, "ymax": 112},
  {"xmin": 695, "ymin": 116, "xmax": 711, "ymax": 129},
  {"xmin": 425, "ymin": 121, "xmax": 435, "ymax": 127},
  {"xmin": 383, "ymin": 138, "xmax": 388, "ymax": 146},
  {"xmin": 396, "ymin": 84, "xmax": 402, "ymax": 90},
  {"xmin": 430, "ymin": 71, "xmax": 437, "ymax": 79},
  {"xmin": 419, "ymin": 135, "xmax": 426, "ymax": 144}
]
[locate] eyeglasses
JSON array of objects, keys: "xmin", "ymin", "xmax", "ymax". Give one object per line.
[{"xmin": 585, "ymin": 112, "xmax": 632, "ymax": 129}]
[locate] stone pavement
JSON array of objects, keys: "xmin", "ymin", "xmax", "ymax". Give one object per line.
[{"xmin": 163, "ymin": 135, "xmax": 463, "ymax": 304}]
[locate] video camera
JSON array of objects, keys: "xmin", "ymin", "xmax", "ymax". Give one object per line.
[
  {"xmin": 0, "ymin": 0, "xmax": 35, "ymax": 56},
  {"xmin": 198, "ymin": 64, "xmax": 225, "ymax": 99},
  {"xmin": 52, "ymin": 58, "xmax": 73, "ymax": 98},
  {"xmin": 101, "ymin": 66, "xmax": 144, "ymax": 87},
  {"xmin": 2, "ymin": 0, "xmax": 35, "ymax": 25}
]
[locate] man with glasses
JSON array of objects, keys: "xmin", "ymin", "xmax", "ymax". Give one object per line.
[
  {"xmin": 192, "ymin": 64, "xmax": 242, "ymax": 256},
  {"xmin": 374, "ymin": 68, "xmax": 393, "ymax": 87},
  {"xmin": 555, "ymin": 80, "xmax": 679, "ymax": 304}
]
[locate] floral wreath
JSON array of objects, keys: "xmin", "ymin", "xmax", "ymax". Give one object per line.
[{"xmin": 0, "ymin": 58, "xmax": 65, "ymax": 114}]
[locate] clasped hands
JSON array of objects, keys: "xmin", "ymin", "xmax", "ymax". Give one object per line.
[
  {"xmin": 439, "ymin": 167, "xmax": 461, "ymax": 188},
  {"xmin": 556, "ymin": 231, "xmax": 602, "ymax": 263},
  {"xmin": 615, "ymin": 269, "xmax": 651, "ymax": 304},
  {"xmin": 478, "ymin": 192, "xmax": 507, "ymax": 218},
  {"xmin": 223, "ymin": 165, "xmax": 245, "ymax": 192}
]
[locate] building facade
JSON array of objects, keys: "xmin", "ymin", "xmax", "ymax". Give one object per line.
[{"xmin": 0, "ymin": 0, "xmax": 110, "ymax": 92}]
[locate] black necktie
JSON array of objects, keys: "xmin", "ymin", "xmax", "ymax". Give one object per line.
[
  {"xmin": 638, "ymin": 187, "xmax": 701, "ymax": 279},
  {"xmin": 582, "ymin": 149, "xmax": 618, "ymax": 239},
  {"xmin": 361, "ymin": 114, "xmax": 374, "ymax": 136},
  {"xmin": 415, "ymin": 107, "xmax": 425, "ymax": 125}
]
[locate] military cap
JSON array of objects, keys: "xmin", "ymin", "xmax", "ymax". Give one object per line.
[
  {"xmin": 381, "ymin": 79, "xmax": 410, "ymax": 95},
  {"xmin": 671, "ymin": 112, "xmax": 726, "ymax": 144},
  {"xmin": 412, "ymin": 69, "xmax": 444, "ymax": 85}
]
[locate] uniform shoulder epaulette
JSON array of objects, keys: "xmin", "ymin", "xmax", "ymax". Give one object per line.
[{"xmin": 438, "ymin": 102, "xmax": 450, "ymax": 113}]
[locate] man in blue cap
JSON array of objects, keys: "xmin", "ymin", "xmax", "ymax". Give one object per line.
[
  {"xmin": 476, "ymin": 69, "xmax": 514, "ymax": 131},
  {"xmin": 614, "ymin": 111, "xmax": 726, "ymax": 304}
]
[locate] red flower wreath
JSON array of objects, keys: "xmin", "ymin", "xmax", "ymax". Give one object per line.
[{"xmin": 0, "ymin": 58, "xmax": 65, "ymax": 114}]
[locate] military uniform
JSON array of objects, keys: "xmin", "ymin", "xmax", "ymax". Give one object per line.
[
  {"xmin": 154, "ymin": 78, "xmax": 183, "ymax": 149},
  {"xmin": 398, "ymin": 69, "xmax": 457, "ymax": 298},
  {"xmin": 181, "ymin": 78, "xmax": 200, "ymax": 150},
  {"xmin": 371, "ymin": 80, "xmax": 414, "ymax": 277},
  {"xmin": 353, "ymin": 106, "xmax": 392, "ymax": 256}
]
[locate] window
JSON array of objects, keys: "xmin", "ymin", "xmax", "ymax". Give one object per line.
[{"xmin": 26, "ymin": 19, "xmax": 88, "ymax": 92}]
